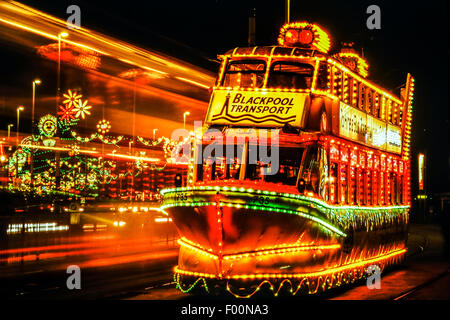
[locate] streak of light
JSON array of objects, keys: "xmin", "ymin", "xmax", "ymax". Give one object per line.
[
  {"xmin": 175, "ymin": 76, "xmax": 211, "ymax": 89},
  {"xmin": 0, "ymin": 237, "xmax": 176, "ymax": 264},
  {"xmin": 0, "ymin": 240, "xmax": 110, "ymax": 255},
  {"xmin": 0, "ymin": 1, "xmax": 216, "ymax": 88},
  {"xmin": 0, "ymin": 16, "xmax": 107, "ymax": 55},
  {"xmin": 18, "ymin": 143, "xmax": 162, "ymax": 163},
  {"xmin": 106, "ymin": 153, "xmax": 160, "ymax": 163},
  {"xmin": 78, "ymin": 249, "xmax": 178, "ymax": 268},
  {"xmin": 147, "ymin": 207, "xmax": 169, "ymax": 216},
  {"xmin": 19, "ymin": 143, "xmax": 98, "ymax": 155},
  {"xmin": 81, "ymin": 213, "xmax": 117, "ymax": 226},
  {"xmin": 2, "ymin": 242, "xmax": 153, "ymax": 264}
]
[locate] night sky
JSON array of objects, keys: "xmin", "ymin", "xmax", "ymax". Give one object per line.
[{"xmin": 3, "ymin": 0, "xmax": 450, "ymax": 194}]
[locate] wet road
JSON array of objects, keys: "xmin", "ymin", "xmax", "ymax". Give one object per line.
[
  {"xmin": 1, "ymin": 217, "xmax": 449, "ymax": 300},
  {"xmin": 0, "ymin": 209, "xmax": 179, "ymax": 299}
]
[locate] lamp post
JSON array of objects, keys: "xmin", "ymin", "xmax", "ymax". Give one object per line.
[
  {"xmin": 183, "ymin": 111, "xmax": 190, "ymax": 130},
  {"xmin": 16, "ymin": 106, "xmax": 24, "ymax": 147},
  {"xmin": 15, "ymin": 106, "xmax": 24, "ymax": 188},
  {"xmin": 57, "ymin": 32, "xmax": 68, "ymax": 108},
  {"xmin": 128, "ymin": 140, "xmax": 134, "ymax": 202},
  {"xmin": 153, "ymin": 128, "xmax": 158, "ymax": 141},
  {"xmin": 7, "ymin": 124, "xmax": 13, "ymax": 138},
  {"xmin": 31, "ymin": 79, "xmax": 40, "ymax": 188},
  {"xmin": 32, "ymin": 79, "xmax": 41, "ymax": 134},
  {"xmin": 55, "ymin": 32, "xmax": 68, "ymax": 191},
  {"xmin": 7, "ymin": 124, "xmax": 13, "ymax": 151}
]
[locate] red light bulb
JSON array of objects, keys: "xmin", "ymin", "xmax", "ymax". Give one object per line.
[
  {"xmin": 285, "ymin": 29, "xmax": 298, "ymax": 44},
  {"xmin": 299, "ymin": 29, "xmax": 313, "ymax": 44}
]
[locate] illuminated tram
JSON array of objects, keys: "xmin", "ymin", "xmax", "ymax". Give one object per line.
[{"xmin": 161, "ymin": 22, "xmax": 415, "ymax": 297}]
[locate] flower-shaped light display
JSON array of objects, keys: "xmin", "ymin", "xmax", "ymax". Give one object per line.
[
  {"xmin": 57, "ymin": 104, "xmax": 76, "ymax": 122},
  {"xmin": 97, "ymin": 119, "xmax": 111, "ymax": 135},
  {"xmin": 62, "ymin": 89, "xmax": 82, "ymax": 108},
  {"xmin": 73, "ymin": 99, "xmax": 92, "ymax": 119}
]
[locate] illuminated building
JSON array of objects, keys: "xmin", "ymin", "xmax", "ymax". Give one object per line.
[{"xmin": 162, "ymin": 22, "xmax": 414, "ymax": 297}]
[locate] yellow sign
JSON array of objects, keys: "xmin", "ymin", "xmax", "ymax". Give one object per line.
[
  {"xmin": 205, "ymin": 89, "xmax": 307, "ymax": 127},
  {"xmin": 339, "ymin": 102, "xmax": 402, "ymax": 153},
  {"xmin": 418, "ymin": 153, "xmax": 425, "ymax": 191},
  {"xmin": 386, "ymin": 124, "xmax": 402, "ymax": 154}
]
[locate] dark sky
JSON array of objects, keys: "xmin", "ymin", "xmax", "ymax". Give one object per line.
[{"xmin": 6, "ymin": 0, "xmax": 450, "ymax": 194}]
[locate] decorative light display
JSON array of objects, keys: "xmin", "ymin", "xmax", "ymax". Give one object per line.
[
  {"xmin": 96, "ymin": 119, "xmax": 111, "ymax": 135},
  {"xmin": 62, "ymin": 89, "xmax": 82, "ymax": 107},
  {"xmin": 73, "ymin": 99, "xmax": 92, "ymax": 119},
  {"xmin": 161, "ymin": 186, "xmax": 408, "ymax": 233},
  {"xmin": 278, "ymin": 22, "xmax": 331, "ymax": 53},
  {"xmin": 2, "ymin": 86, "xmax": 181, "ymax": 197},
  {"xmin": 174, "ymin": 248, "xmax": 406, "ymax": 298},
  {"xmin": 401, "ymin": 74, "xmax": 414, "ymax": 160},
  {"xmin": 137, "ymin": 135, "xmax": 180, "ymax": 161},
  {"xmin": 69, "ymin": 144, "xmax": 80, "ymax": 156},
  {"xmin": 57, "ymin": 104, "xmax": 76, "ymax": 123},
  {"xmin": 38, "ymin": 114, "xmax": 58, "ymax": 137},
  {"xmin": 177, "ymin": 237, "xmax": 341, "ymax": 261},
  {"xmin": 20, "ymin": 136, "xmax": 34, "ymax": 154},
  {"xmin": 336, "ymin": 50, "xmax": 369, "ymax": 78}
]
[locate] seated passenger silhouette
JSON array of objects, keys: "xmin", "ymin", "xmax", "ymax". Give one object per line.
[{"xmin": 306, "ymin": 171, "xmax": 319, "ymax": 193}]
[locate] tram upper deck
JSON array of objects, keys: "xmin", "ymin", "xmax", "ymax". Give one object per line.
[{"xmin": 204, "ymin": 22, "xmax": 415, "ymax": 159}]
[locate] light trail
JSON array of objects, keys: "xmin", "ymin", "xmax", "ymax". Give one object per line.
[{"xmin": 0, "ymin": 1, "xmax": 215, "ymax": 89}]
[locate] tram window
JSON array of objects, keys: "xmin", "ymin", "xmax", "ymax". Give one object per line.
[
  {"xmin": 343, "ymin": 74, "xmax": 351, "ymax": 104},
  {"xmin": 202, "ymin": 158, "xmax": 215, "ymax": 181},
  {"xmin": 352, "ymin": 80, "xmax": 359, "ymax": 108},
  {"xmin": 349, "ymin": 166, "xmax": 356, "ymax": 205},
  {"xmin": 387, "ymin": 100, "xmax": 393, "ymax": 123},
  {"xmin": 386, "ymin": 172, "xmax": 392, "ymax": 205},
  {"xmin": 197, "ymin": 143, "xmax": 244, "ymax": 182},
  {"xmin": 222, "ymin": 60, "xmax": 266, "ymax": 88},
  {"xmin": 373, "ymin": 92, "xmax": 380, "ymax": 117},
  {"xmin": 398, "ymin": 175, "xmax": 404, "ymax": 204},
  {"xmin": 334, "ymin": 71, "xmax": 342, "ymax": 97},
  {"xmin": 358, "ymin": 84, "xmax": 365, "ymax": 110},
  {"xmin": 267, "ymin": 62, "xmax": 314, "ymax": 89},
  {"xmin": 365, "ymin": 170, "xmax": 372, "ymax": 205},
  {"xmin": 330, "ymin": 163, "xmax": 338, "ymax": 204},
  {"xmin": 318, "ymin": 147, "xmax": 329, "ymax": 200},
  {"xmin": 357, "ymin": 169, "xmax": 365, "ymax": 205},
  {"xmin": 340, "ymin": 164, "xmax": 348, "ymax": 204},
  {"xmin": 390, "ymin": 172, "xmax": 397, "ymax": 205},
  {"xmin": 247, "ymin": 145, "xmax": 304, "ymax": 186},
  {"xmin": 366, "ymin": 88, "xmax": 373, "ymax": 114},
  {"xmin": 316, "ymin": 62, "xmax": 329, "ymax": 90},
  {"xmin": 379, "ymin": 172, "xmax": 385, "ymax": 205},
  {"xmin": 372, "ymin": 170, "xmax": 378, "ymax": 205},
  {"xmin": 300, "ymin": 146, "xmax": 321, "ymax": 192}
]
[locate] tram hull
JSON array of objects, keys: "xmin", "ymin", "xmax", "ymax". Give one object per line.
[{"xmin": 162, "ymin": 188, "xmax": 408, "ymax": 297}]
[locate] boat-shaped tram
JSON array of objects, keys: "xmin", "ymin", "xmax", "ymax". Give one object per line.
[{"xmin": 161, "ymin": 21, "xmax": 415, "ymax": 297}]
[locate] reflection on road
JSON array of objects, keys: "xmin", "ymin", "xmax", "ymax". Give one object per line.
[{"xmin": 0, "ymin": 209, "xmax": 179, "ymax": 272}]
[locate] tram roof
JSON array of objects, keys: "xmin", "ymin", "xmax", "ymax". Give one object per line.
[{"xmin": 220, "ymin": 46, "xmax": 328, "ymax": 59}]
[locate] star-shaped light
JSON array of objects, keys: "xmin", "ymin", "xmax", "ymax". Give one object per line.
[
  {"xmin": 57, "ymin": 104, "xmax": 76, "ymax": 122},
  {"xmin": 73, "ymin": 99, "xmax": 92, "ymax": 119},
  {"xmin": 62, "ymin": 89, "xmax": 82, "ymax": 108}
]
